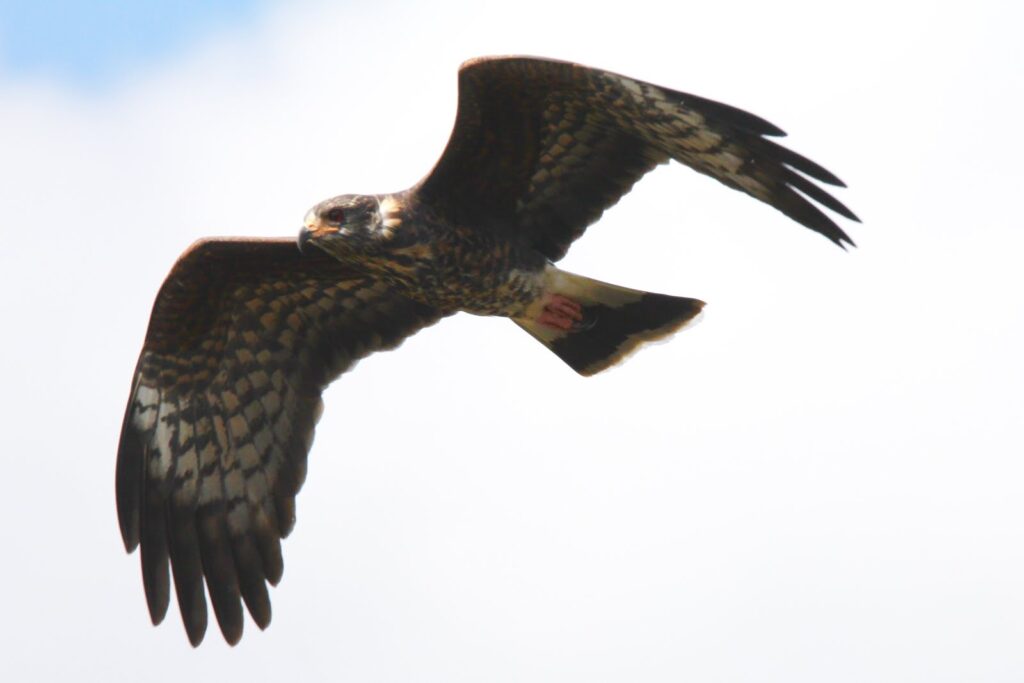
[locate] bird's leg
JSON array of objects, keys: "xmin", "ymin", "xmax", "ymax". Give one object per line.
[{"xmin": 537, "ymin": 293, "xmax": 584, "ymax": 331}]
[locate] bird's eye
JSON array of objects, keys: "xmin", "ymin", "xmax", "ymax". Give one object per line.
[{"xmin": 322, "ymin": 207, "xmax": 346, "ymax": 224}]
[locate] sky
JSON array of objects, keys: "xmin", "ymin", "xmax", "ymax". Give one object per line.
[
  {"xmin": 1, "ymin": 1, "xmax": 1022, "ymax": 681},
  {"xmin": 0, "ymin": 0, "xmax": 269, "ymax": 84}
]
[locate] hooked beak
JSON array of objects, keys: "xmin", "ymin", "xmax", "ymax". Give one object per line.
[
  {"xmin": 297, "ymin": 225, "xmax": 336, "ymax": 254},
  {"xmin": 298, "ymin": 212, "xmax": 339, "ymax": 254}
]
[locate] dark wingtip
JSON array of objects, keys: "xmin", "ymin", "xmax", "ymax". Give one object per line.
[
  {"xmin": 234, "ymin": 535, "xmax": 273, "ymax": 631},
  {"xmin": 681, "ymin": 92, "xmax": 788, "ymax": 137},
  {"xmin": 147, "ymin": 595, "xmax": 169, "ymax": 626},
  {"xmin": 221, "ymin": 623, "xmax": 243, "ymax": 647},
  {"xmin": 258, "ymin": 531, "xmax": 284, "ymax": 586},
  {"xmin": 115, "ymin": 401, "xmax": 144, "ymax": 553},
  {"xmin": 122, "ymin": 535, "xmax": 139, "ymax": 554},
  {"xmin": 181, "ymin": 587, "xmax": 209, "ymax": 647},
  {"xmin": 254, "ymin": 607, "xmax": 273, "ymax": 631},
  {"xmin": 245, "ymin": 574, "xmax": 274, "ymax": 629},
  {"xmin": 775, "ymin": 182, "xmax": 859, "ymax": 250},
  {"xmin": 210, "ymin": 600, "xmax": 244, "ymax": 645},
  {"xmin": 186, "ymin": 623, "xmax": 206, "ymax": 648},
  {"xmin": 245, "ymin": 586, "xmax": 273, "ymax": 630},
  {"xmin": 827, "ymin": 227, "xmax": 857, "ymax": 251},
  {"xmin": 141, "ymin": 497, "xmax": 171, "ymax": 628},
  {"xmin": 763, "ymin": 138, "xmax": 847, "ymax": 187},
  {"xmin": 182, "ymin": 604, "xmax": 209, "ymax": 648},
  {"xmin": 784, "ymin": 170, "xmax": 860, "ymax": 224},
  {"xmin": 818, "ymin": 228, "xmax": 855, "ymax": 251},
  {"xmin": 118, "ymin": 512, "xmax": 140, "ymax": 554}
]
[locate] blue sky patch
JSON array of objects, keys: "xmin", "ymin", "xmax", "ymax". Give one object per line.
[{"xmin": 0, "ymin": 0, "xmax": 270, "ymax": 86}]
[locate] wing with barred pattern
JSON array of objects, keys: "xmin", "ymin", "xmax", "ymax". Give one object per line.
[
  {"xmin": 116, "ymin": 238, "xmax": 441, "ymax": 646},
  {"xmin": 414, "ymin": 56, "xmax": 858, "ymax": 260}
]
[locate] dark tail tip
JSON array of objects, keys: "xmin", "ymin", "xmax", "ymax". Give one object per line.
[{"xmin": 519, "ymin": 292, "xmax": 705, "ymax": 376}]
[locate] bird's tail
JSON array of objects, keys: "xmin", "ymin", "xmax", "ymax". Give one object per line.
[{"xmin": 514, "ymin": 268, "xmax": 705, "ymax": 376}]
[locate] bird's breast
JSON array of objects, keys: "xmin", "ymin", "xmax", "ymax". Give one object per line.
[{"xmin": 375, "ymin": 224, "xmax": 545, "ymax": 317}]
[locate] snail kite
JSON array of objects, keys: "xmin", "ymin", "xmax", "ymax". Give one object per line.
[{"xmin": 116, "ymin": 56, "xmax": 858, "ymax": 645}]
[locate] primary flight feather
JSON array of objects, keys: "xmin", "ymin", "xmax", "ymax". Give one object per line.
[{"xmin": 116, "ymin": 56, "xmax": 858, "ymax": 645}]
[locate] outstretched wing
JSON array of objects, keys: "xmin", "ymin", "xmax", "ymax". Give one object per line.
[
  {"xmin": 116, "ymin": 238, "xmax": 441, "ymax": 646},
  {"xmin": 413, "ymin": 56, "xmax": 858, "ymax": 261}
]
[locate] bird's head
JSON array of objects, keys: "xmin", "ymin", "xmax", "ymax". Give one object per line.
[{"xmin": 299, "ymin": 193, "xmax": 397, "ymax": 259}]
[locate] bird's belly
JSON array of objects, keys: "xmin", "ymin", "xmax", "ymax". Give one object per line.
[
  {"xmin": 371, "ymin": 225, "xmax": 548, "ymax": 318},
  {"xmin": 428, "ymin": 266, "xmax": 544, "ymax": 318}
]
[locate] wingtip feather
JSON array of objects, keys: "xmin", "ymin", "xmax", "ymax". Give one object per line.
[{"xmin": 115, "ymin": 391, "xmax": 144, "ymax": 553}]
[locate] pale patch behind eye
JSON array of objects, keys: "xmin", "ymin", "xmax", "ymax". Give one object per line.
[{"xmin": 377, "ymin": 194, "xmax": 403, "ymax": 239}]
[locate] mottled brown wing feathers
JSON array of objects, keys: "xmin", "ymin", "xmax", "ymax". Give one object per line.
[
  {"xmin": 116, "ymin": 238, "xmax": 441, "ymax": 645},
  {"xmin": 413, "ymin": 56, "xmax": 857, "ymax": 260}
]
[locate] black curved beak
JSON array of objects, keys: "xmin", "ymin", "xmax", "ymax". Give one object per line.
[
  {"xmin": 298, "ymin": 224, "xmax": 340, "ymax": 255},
  {"xmin": 297, "ymin": 226, "xmax": 313, "ymax": 254}
]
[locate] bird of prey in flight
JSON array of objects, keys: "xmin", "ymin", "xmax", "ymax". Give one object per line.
[{"xmin": 116, "ymin": 56, "xmax": 858, "ymax": 646}]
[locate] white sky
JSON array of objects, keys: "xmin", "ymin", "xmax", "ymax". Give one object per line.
[{"xmin": 1, "ymin": 1, "xmax": 1023, "ymax": 681}]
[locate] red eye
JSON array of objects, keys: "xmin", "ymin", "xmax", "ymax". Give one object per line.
[{"xmin": 323, "ymin": 207, "xmax": 346, "ymax": 224}]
